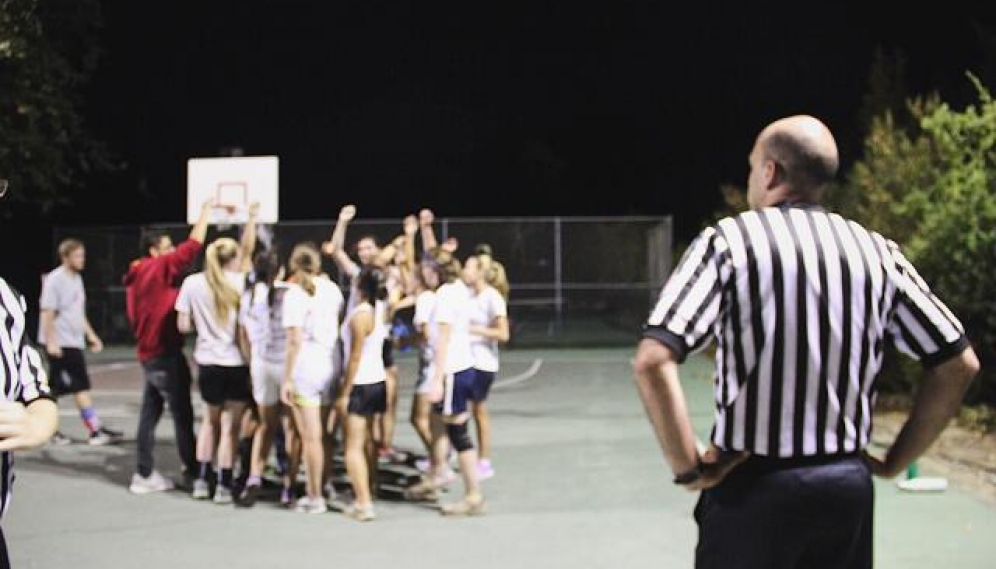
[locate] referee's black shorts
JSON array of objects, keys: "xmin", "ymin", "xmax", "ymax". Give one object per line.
[
  {"xmin": 48, "ymin": 348, "xmax": 91, "ymax": 397},
  {"xmin": 694, "ymin": 454, "xmax": 872, "ymax": 569}
]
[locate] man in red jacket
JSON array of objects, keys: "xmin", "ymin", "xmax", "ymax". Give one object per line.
[{"xmin": 124, "ymin": 200, "xmax": 214, "ymax": 494}]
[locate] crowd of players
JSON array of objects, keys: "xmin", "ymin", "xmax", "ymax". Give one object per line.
[{"xmin": 40, "ymin": 203, "xmax": 510, "ymax": 520}]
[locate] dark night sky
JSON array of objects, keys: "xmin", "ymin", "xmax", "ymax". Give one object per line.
[{"xmin": 61, "ymin": 0, "xmax": 996, "ymax": 242}]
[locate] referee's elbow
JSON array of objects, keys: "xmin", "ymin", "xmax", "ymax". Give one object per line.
[{"xmin": 633, "ymin": 339, "xmax": 674, "ymax": 380}]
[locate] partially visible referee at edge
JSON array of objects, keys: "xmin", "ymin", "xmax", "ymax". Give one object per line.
[
  {"xmin": 0, "ymin": 176, "xmax": 59, "ymax": 568},
  {"xmin": 633, "ymin": 115, "xmax": 980, "ymax": 569}
]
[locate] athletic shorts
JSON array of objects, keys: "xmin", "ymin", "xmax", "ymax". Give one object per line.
[
  {"xmin": 347, "ymin": 382, "xmax": 387, "ymax": 417},
  {"xmin": 433, "ymin": 368, "xmax": 476, "ymax": 417},
  {"xmin": 381, "ymin": 339, "xmax": 395, "ymax": 369},
  {"xmin": 471, "ymin": 369, "xmax": 496, "ymax": 402},
  {"xmin": 291, "ymin": 344, "xmax": 334, "ymax": 407},
  {"xmin": 250, "ymin": 358, "xmax": 284, "ymax": 407},
  {"xmin": 415, "ymin": 361, "xmax": 435, "ymax": 396},
  {"xmin": 48, "ymin": 348, "xmax": 91, "ymax": 396},
  {"xmin": 198, "ymin": 365, "xmax": 252, "ymax": 405}
]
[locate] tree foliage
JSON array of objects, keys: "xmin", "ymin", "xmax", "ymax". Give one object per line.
[{"xmin": 0, "ymin": 0, "xmax": 111, "ymax": 214}]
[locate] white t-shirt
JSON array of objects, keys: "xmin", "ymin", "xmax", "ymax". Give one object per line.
[
  {"xmin": 38, "ymin": 266, "xmax": 87, "ymax": 349},
  {"xmin": 413, "ymin": 289, "xmax": 437, "ymax": 370},
  {"xmin": 469, "ymin": 285, "xmax": 507, "ymax": 372},
  {"xmin": 340, "ymin": 302, "xmax": 388, "ymax": 386},
  {"xmin": 282, "ymin": 276, "xmax": 344, "ymax": 354},
  {"xmin": 238, "ymin": 282, "xmax": 289, "ymax": 363},
  {"xmin": 175, "ymin": 271, "xmax": 246, "ymax": 366},
  {"xmin": 432, "ymin": 280, "xmax": 475, "ymax": 374}
]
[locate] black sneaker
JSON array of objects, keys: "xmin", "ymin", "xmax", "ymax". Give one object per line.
[{"xmin": 235, "ymin": 484, "xmax": 261, "ymax": 508}]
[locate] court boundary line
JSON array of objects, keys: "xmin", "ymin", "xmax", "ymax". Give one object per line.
[{"xmin": 492, "ymin": 358, "xmax": 543, "ymax": 390}]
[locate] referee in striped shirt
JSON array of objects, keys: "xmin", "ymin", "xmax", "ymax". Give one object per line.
[
  {"xmin": 634, "ymin": 115, "xmax": 980, "ymax": 569},
  {"xmin": 0, "ymin": 277, "xmax": 58, "ymax": 568}
]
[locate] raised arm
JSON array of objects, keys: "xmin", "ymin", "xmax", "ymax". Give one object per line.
[
  {"xmin": 419, "ymin": 208, "xmax": 438, "ymax": 253},
  {"xmin": 238, "ymin": 202, "xmax": 260, "ymax": 273},
  {"xmin": 322, "ymin": 204, "xmax": 360, "ymax": 275},
  {"xmin": 190, "ymin": 198, "xmax": 216, "ymax": 244}
]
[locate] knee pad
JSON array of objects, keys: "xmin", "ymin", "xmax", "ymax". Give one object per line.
[{"xmin": 446, "ymin": 422, "xmax": 474, "ymax": 452}]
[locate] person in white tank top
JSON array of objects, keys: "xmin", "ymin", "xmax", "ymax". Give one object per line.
[
  {"xmin": 334, "ymin": 266, "xmax": 390, "ymax": 521},
  {"xmin": 279, "ymin": 243, "xmax": 344, "ymax": 514},
  {"xmin": 462, "ymin": 253, "xmax": 510, "ymax": 481}
]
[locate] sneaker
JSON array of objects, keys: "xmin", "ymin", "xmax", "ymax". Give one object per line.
[
  {"xmin": 344, "ymin": 503, "xmax": 376, "ymax": 522},
  {"xmin": 50, "ymin": 431, "xmax": 72, "ymax": 446},
  {"xmin": 477, "ymin": 459, "xmax": 495, "ymax": 481},
  {"xmin": 294, "ymin": 496, "xmax": 327, "ymax": 514},
  {"xmin": 441, "ymin": 494, "xmax": 486, "ymax": 517},
  {"xmin": 213, "ymin": 485, "xmax": 233, "ymax": 505},
  {"xmin": 235, "ymin": 483, "xmax": 261, "ymax": 508},
  {"xmin": 192, "ymin": 479, "xmax": 211, "ymax": 500},
  {"xmin": 88, "ymin": 427, "xmax": 124, "ymax": 446},
  {"xmin": 129, "ymin": 471, "xmax": 175, "ymax": 494}
]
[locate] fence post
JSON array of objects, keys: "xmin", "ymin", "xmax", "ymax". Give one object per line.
[{"xmin": 554, "ymin": 217, "xmax": 563, "ymax": 335}]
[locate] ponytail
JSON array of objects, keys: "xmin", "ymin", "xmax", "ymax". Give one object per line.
[
  {"xmin": 205, "ymin": 238, "xmax": 242, "ymax": 323},
  {"xmin": 357, "ymin": 266, "xmax": 388, "ymax": 306},
  {"xmin": 289, "ymin": 243, "xmax": 321, "ymax": 296}
]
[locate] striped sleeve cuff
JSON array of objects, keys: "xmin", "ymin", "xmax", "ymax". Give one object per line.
[
  {"xmin": 920, "ymin": 335, "xmax": 971, "ymax": 369},
  {"xmin": 641, "ymin": 324, "xmax": 690, "ymax": 363}
]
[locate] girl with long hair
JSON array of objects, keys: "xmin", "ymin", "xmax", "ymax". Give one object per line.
[{"xmin": 279, "ymin": 243, "xmax": 344, "ymax": 514}]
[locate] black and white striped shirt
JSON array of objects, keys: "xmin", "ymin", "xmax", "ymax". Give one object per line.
[
  {"xmin": 0, "ymin": 278, "xmax": 53, "ymax": 518},
  {"xmin": 644, "ymin": 203, "xmax": 968, "ymax": 458}
]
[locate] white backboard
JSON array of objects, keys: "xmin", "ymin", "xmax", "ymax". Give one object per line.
[{"xmin": 186, "ymin": 156, "xmax": 279, "ymax": 224}]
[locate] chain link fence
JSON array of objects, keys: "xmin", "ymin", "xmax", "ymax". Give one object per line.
[{"xmin": 53, "ymin": 216, "xmax": 672, "ymax": 347}]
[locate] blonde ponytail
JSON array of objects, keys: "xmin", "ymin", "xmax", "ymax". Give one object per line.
[
  {"xmin": 205, "ymin": 237, "xmax": 242, "ymax": 323},
  {"xmin": 289, "ymin": 243, "xmax": 321, "ymax": 296}
]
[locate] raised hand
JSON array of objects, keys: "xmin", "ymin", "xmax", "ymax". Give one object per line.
[
  {"xmin": 419, "ymin": 208, "xmax": 434, "ymax": 226},
  {"xmin": 339, "ymin": 205, "xmax": 357, "ymax": 222}
]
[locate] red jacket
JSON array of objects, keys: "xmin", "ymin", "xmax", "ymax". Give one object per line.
[{"xmin": 123, "ymin": 239, "xmax": 202, "ymax": 363}]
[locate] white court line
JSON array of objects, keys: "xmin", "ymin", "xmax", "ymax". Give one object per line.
[
  {"xmin": 492, "ymin": 359, "xmax": 543, "ymax": 390},
  {"xmin": 89, "ymin": 362, "xmax": 139, "ymax": 374}
]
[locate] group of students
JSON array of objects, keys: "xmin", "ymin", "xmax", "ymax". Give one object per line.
[{"xmin": 126, "ymin": 201, "xmax": 510, "ymax": 520}]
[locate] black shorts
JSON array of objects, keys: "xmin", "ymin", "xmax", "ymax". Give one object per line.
[
  {"xmin": 471, "ymin": 369, "xmax": 496, "ymax": 402},
  {"xmin": 48, "ymin": 348, "xmax": 91, "ymax": 396},
  {"xmin": 198, "ymin": 365, "xmax": 252, "ymax": 405},
  {"xmin": 347, "ymin": 382, "xmax": 387, "ymax": 417},
  {"xmin": 381, "ymin": 339, "xmax": 395, "ymax": 369}
]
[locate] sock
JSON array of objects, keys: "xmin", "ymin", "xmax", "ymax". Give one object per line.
[
  {"xmin": 220, "ymin": 468, "xmax": 233, "ymax": 489},
  {"xmin": 238, "ymin": 437, "xmax": 252, "ymax": 477},
  {"xmin": 80, "ymin": 406, "xmax": 101, "ymax": 435},
  {"xmin": 198, "ymin": 461, "xmax": 213, "ymax": 481},
  {"xmin": 246, "ymin": 475, "xmax": 262, "ymax": 487}
]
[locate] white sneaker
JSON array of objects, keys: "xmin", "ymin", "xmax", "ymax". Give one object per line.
[
  {"xmin": 415, "ymin": 458, "xmax": 431, "ymax": 473},
  {"xmin": 477, "ymin": 459, "xmax": 495, "ymax": 481},
  {"xmin": 192, "ymin": 479, "xmax": 211, "ymax": 500},
  {"xmin": 129, "ymin": 471, "xmax": 175, "ymax": 494},
  {"xmin": 213, "ymin": 485, "xmax": 233, "ymax": 505},
  {"xmin": 88, "ymin": 427, "xmax": 124, "ymax": 446},
  {"xmin": 294, "ymin": 496, "xmax": 328, "ymax": 514}
]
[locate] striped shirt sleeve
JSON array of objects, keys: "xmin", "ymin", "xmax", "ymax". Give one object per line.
[
  {"xmin": 643, "ymin": 226, "xmax": 726, "ymax": 363},
  {"xmin": 884, "ymin": 240, "xmax": 969, "ymax": 367}
]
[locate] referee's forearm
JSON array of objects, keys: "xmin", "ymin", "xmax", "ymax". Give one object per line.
[
  {"xmin": 883, "ymin": 347, "xmax": 978, "ymax": 476},
  {"xmin": 634, "ymin": 342, "xmax": 699, "ymax": 476}
]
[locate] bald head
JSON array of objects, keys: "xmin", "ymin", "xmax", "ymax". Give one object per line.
[{"xmin": 747, "ymin": 115, "xmax": 839, "ymax": 209}]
